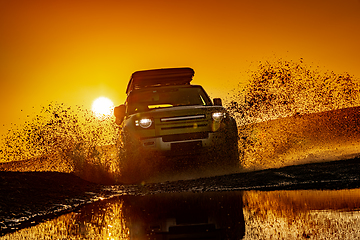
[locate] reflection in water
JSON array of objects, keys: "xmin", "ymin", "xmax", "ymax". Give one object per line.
[
  {"xmin": 0, "ymin": 200, "xmax": 130, "ymax": 239},
  {"xmin": 242, "ymin": 189, "xmax": 360, "ymax": 239},
  {"xmin": 3, "ymin": 189, "xmax": 360, "ymax": 239},
  {"xmin": 1, "ymin": 191, "xmax": 245, "ymax": 239},
  {"xmin": 122, "ymin": 191, "xmax": 245, "ymax": 240}
]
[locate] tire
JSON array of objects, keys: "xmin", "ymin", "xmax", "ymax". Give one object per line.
[
  {"xmin": 119, "ymin": 132, "xmax": 146, "ymax": 184},
  {"xmin": 120, "ymin": 135, "xmax": 155, "ymax": 184},
  {"xmin": 212, "ymin": 118, "xmax": 240, "ymax": 171},
  {"xmin": 225, "ymin": 120, "xmax": 240, "ymax": 169}
]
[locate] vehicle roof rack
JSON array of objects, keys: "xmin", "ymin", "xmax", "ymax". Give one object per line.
[{"xmin": 126, "ymin": 67, "xmax": 195, "ymax": 94}]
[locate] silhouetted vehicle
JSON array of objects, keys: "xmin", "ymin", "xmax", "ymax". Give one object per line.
[
  {"xmin": 114, "ymin": 68, "xmax": 239, "ymax": 183},
  {"xmin": 122, "ymin": 191, "xmax": 245, "ymax": 240},
  {"xmin": 70, "ymin": 191, "xmax": 245, "ymax": 240}
]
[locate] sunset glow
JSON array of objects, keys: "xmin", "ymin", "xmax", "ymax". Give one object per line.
[
  {"xmin": 1, "ymin": 0, "xmax": 360, "ymax": 136},
  {"xmin": 92, "ymin": 97, "xmax": 114, "ymax": 119}
]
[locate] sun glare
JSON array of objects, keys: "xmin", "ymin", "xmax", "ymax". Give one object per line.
[{"xmin": 92, "ymin": 97, "xmax": 114, "ymax": 119}]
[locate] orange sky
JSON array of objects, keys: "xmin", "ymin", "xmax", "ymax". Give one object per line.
[{"xmin": 1, "ymin": 0, "xmax": 360, "ymax": 136}]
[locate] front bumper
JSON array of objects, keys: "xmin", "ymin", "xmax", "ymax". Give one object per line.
[{"xmin": 135, "ymin": 131, "xmax": 224, "ymax": 156}]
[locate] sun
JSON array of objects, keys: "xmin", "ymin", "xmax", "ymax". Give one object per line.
[{"xmin": 91, "ymin": 97, "xmax": 114, "ymax": 118}]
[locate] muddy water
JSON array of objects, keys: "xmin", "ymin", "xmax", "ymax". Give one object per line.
[
  {"xmin": 240, "ymin": 106, "xmax": 360, "ymax": 171},
  {"xmin": 1, "ymin": 59, "xmax": 360, "ymax": 239},
  {"xmin": 2, "ymin": 189, "xmax": 360, "ymax": 240},
  {"xmin": 243, "ymin": 189, "xmax": 360, "ymax": 239},
  {"xmin": 1, "ymin": 59, "xmax": 360, "ymax": 183}
]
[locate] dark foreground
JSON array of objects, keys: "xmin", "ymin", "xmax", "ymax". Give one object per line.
[{"xmin": 1, "ymin": 157, "xmax": 360, "ymax": 236}]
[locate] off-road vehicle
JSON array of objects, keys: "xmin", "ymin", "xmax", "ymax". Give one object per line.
[{"xmin": 114, "ymin": 68, "xmax": 239, "ymax": 182}]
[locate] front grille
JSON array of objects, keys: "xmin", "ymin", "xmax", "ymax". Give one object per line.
[
  {"xmin": 161, "ymin": 124, "xmax": 207, "ymax": 131},
  {"xmin": 161, "ymin": 114, "xmax": 205, "ymax": 122},
  {"xmin": 162, "ymin": 132, "xmax": 209, "ymax": 142}
]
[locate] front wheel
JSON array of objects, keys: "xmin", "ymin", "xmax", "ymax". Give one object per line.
[
  {"xmin": 212, "ymin": 119, "xmax": 240, "ymax": 171},
  {"xmin": 119, "ymin": 138, "xmax": 147, "ymax": 184},
  {"xmin": 119, "ymin": 138, "xmax": 159, "ymax": 184}
]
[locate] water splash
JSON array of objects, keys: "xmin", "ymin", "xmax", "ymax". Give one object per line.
[
  {"xmin": 1, "ymin": 59, "xmax": 360, "ymax": 181},
  {"xmin": 227, "ymin": 59, "xmax": 360, "ymax": 123},
  {"xmin": 0, "ymin": 103, "xmax": 121, "ymax": 183},
  {"xmin": 227, "ymin": 59, "xmax": 360, "ymax": 169}
]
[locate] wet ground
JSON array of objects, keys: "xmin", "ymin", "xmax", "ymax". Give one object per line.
[
  {"xmin": 1, "ymin": 62, "xmax": 360, "ymax": 239},
  {"xmin": 1, "ymin": 157, "xmax": 360, "ymax": 239}
]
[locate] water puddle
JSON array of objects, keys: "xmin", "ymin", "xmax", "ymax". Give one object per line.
[
  {"xmin": 1, "ymin": 59, "xmax": 360, "ymax": 239},
  {"xmin": 243, "ymin": 189, "xmax": 360, "ymax": 239},
  {"xmin": 2, "ymin": 189, "xmax": 360, "ymax": 239}
]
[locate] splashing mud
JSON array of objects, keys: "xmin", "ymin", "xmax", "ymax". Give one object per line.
[
  {"xmin": 0, "ymin": 103, "xmax": 121, "ymax": 183},
  {"xmin": 227, "ymin": 59, "xmax": 360, "ymax": 123},
  {"xmin": 1, "ymin": 59, "xmax": 360, "ymax": 183},
  {"xmin": 227, "ymin": 59, "xmax": 360, "ymax": 169}
]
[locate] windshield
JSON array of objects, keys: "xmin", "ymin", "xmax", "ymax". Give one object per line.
[{"xmin": 127, "ymin": 86, "xmax": 212, "ymax": 114}]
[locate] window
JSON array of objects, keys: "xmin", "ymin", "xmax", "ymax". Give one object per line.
[{"xmin": 127, "ymin": 86, "xmax": 212, "ymax": 114}]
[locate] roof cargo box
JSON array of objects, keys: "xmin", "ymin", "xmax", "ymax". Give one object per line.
[{"xmin": 126, "ymin": 67, "xmax": 195, "ymax": 94}]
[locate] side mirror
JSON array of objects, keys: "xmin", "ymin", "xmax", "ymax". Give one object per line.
[
  {"xmin": 114, "ymin": 105, "xmax": 126, "ymax": 125},
  {"xmin": 213, "ymin": 98, "xmax": 223, "ymax": 106}
]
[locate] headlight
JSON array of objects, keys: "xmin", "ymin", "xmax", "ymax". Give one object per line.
[
  {"xmin": 212, "ymin": 112, "xmax": 226, "ymax": 121},
  {"xmin": 135, "ymin": 118, "xmax": 153, "ymax": 128}
]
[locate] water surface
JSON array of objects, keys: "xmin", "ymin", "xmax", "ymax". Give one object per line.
[{"xmin": 2, "ymin": 188, "xmax": 360, "ymax": 239}]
